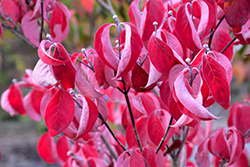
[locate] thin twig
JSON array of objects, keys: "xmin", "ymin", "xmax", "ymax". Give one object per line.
[
  {"xmin": 40, "ymin": 0, "xmax": 44, "ymax": 42},
  {"xmin": 101, "ymin": 135, "xmax": 118, "ymax": 160},
  {"xmin": 219, "ymin": 158, "xmax": 227, "ymax": 167},
  {"xmin": 244, "ymin": 128, "xmax": 250, "ymax": 138},
  {"xmin": 119, "ymin": 79, "xmax": 143, "ymax": 152},
  {"xmin": 208, "ymin": 15, "xmax": 225, "ymax": 48},
  {"xmin": 96, "ymin": 0, "xmax": 119, "ymax": 23},
  {"xmin": 176, "ymin": 127, "xmax": 189, "ymax": 157},
  {"xmin": 1, "ymin": 24, "xmax": 37, "ymax": 49},
  {"xmin": 156, "ymin": 117, "xmax": 173, "ymax": 154},
  {"xmin": 221, "ymin": 37, "xmax": 237, "ymax": 54}
]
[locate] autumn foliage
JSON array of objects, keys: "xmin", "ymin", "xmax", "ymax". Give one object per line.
[{"xmin": 1, "ymin": 0, "xmax": 250, "ymax": 166}]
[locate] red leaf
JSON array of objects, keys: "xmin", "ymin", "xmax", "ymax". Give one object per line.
[
  {"xmin": 115, "ymin": 22, "xmax": 143, "ymax": 78},
  {"xmin": 49, "ymin": 1, "xmax": 70, "ymax": 41},
  {"xmin": 80, "ymin": 0, "xmax": 94, "ymax": 14},
  {"xmin": 126, "ymin": 117, "xmax": 148, "ymax": 149},
  {"xmin": 175, "ymin": 3, "xmax": 202, "ymax": 53},
  {"xmin": 38, "ymin": 40, "xmax": 66, "ymax": 66},
  {"xmin": 51, "ymin": 43, "xmax": 76, "ymax": 89},
  {"xmin": 211, "ymin": 30, "xmax": 233, "ymax": 60},
  {"xmin": 130, "ymin": 149, "xmax": 147, "ymax": 167},
  {"xmin": 30, "ymin": 89, "xmax": 45, "ymax": 115},
  {"xmin": 94, "ymin": 23, "xmax": 119, "ymax": 70},
  {"xmin": 75, "ymin": 95, "xmax": 99, "ymax": 139},
  {"xmin": 224, "ymin": 0, "xmax": 250, "ymax": 28},
  {"xmin": 131, "ymin": 63, "xmax": 152, "ymax": 92},
  {"xmin": 202, "ymin": 54, "xmax": 231, "ymax": 109},
  {"xmin": 0, "ymin": 0, "xmax": 20, "ymax": 24},
  {"xmin": 141, "ymin": 0, "xmax": 165, "ymax": 45},
  {"xmin": 148, "ymin": 35, "xmax": 181, "ymax": 76},
  {"xmin": 142, "ymin": 145, "xmax": 164, "ymax": 167},
  {"xmin": 147, "ymin": 109, "xmax": 174, "ymax": 149},
  {"xmin": 21, "ymin": 11, "xmax": 39, "ymax": 47},
  {"xmin": 37, "ymin": 132, "xmax": 62, "ymax": 164},
  {"xmin": 45, "ymin": 89, "xmax": 75, "ymax": 136},
  {"xmin": 56, "ymin": 135, "xmax": 70, "ymax": 162},
  {"xmin": 8, "ymin": 83, "xmax": 26, "ymax": 116}
]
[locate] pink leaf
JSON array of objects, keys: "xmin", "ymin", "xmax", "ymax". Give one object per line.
[
  {"xmin": 195, "ymin": 140, "xmax": 210, "ymax": 167},
  {"xmin": 23, "ymin": 91, "xmax": 41, "ymax": 121},
  {"xmin": 21, "ymin": 11, "xmax": 39, "ymax": 47},
  {"xmin": 75, "ymin": 95, "xmax": 99, "ymax": 139},
  {"xmin": 0, "ymin": 21, "xmax": 3, "ymax": 38},
  {"xmin": 32, "ymin": 59, "xmax": 57, "ymax": 87},
  {"xmin": 75, "ymin": 64, "xmax": 102, "ymax": 98},
  {"xmin": 211, "ymin": 30, "xmax": 233, "ymax": 60},
  {"xmin": 174, "ymin": 68, "xmax": 218, "ymax": 120},
  {"xmin": 0, "ymin": 0, "xmax": 20, "ymax": 25},
  {"xmin": 128, "ymin": 0, "xmax": 141, "ymax": 30},
  {"xmin": 175, "ymin": 3, "xmax": 202, "ymax": 53},
  {"xmin": 45, "ymin": 89, "xmax": 75, "ymax": 136},
  {"xmin": 1, "ymin": 89, "xmax": 17, "ymax": 116}
]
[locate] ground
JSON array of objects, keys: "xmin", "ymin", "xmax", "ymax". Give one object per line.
[{"xmin": 0, "ymin": 120, "xmax": 60, "ymax": 167}]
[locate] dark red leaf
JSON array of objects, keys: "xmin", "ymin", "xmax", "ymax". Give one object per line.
[
  {"xmin": 45, "ymin": 89, "xmax": 75, "ymax": 136},
  {"xmin": 51, "ymin": 43, "xmax": 76, "ymax": 90},
  {"xmin": 202, "ymin": 54, "xmax": 230, "ymax": 109},
  {"xmin": 224, "ymin": 0, "xmax": 250, "ymax": 28},
  {"xmin": 148, "ymin": 35, "xmax": 181, "ymax": 76}
]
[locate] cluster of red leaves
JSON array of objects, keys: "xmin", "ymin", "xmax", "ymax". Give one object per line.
[
  {"xmin": 1, "ymin": 0, "xmax": 250, "ymax": 166},
  {"xmin": 0, "ymin": 0, "xmax": 70, "ymax": 46}
]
